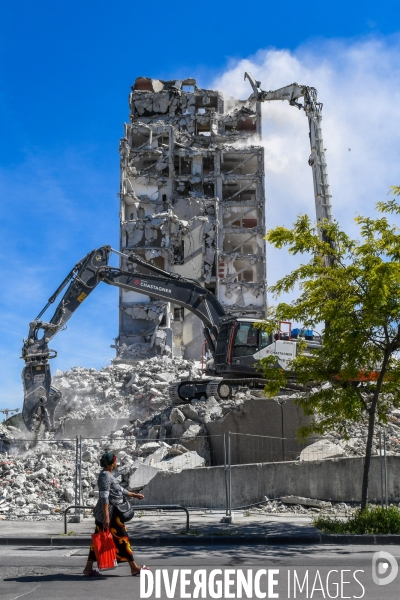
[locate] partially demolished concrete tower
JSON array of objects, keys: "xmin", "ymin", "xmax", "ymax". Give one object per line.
[{"xmin": 117, "ymin": 76, "xmax": 267, "ymax": 360}]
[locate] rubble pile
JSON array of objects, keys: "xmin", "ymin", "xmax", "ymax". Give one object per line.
[
  {"xmin": 51, "ymin": 355, "xmax": 247, "ymax": 448},
  {"xmin": 330, "ymin": 411, "xmax": 400, "ymax": 456},
  {"xmin": 0, "ymin": 423, "xmax": 18, "ymax": 453},
  {"xmin": 131, "ymin": 391, "xmax": 246, "ymax": 445},
  {"xmin": 3, "ymin": 354, "xmax": 400, "ymax": 520},
  {"xmin": 251, "ymin": 498, "xmax": 358, "ymax": 516},
  {"xmin": 0, "ymin": 439, "xmax": 80, "ymax": 520},
  {"xmin": 0, "ymin": 426, "xmax": 209, "ymax": 521},
  {"xmin": 0, "ymin": 355, "xmax": 249, "ymax": 520},
  {"xmin": 302, "ymin": 409, "xmax": 400, "ymax": 461}
]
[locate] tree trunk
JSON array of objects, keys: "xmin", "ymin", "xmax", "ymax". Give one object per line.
[
  {"xmin": 360, "ymin": 348, "xmax": 391, "ymax": 510},
  {"xmin": 361, "ymin": 402, "xmax": 377, "ymax": 510}
]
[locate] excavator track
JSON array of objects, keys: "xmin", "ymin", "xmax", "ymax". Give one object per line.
[
  {"xmin": 208, "ymin": 378, "xmax": 267, "ymax": 401},
  {"xmin": 168, "ymin": 377, "xmax": 268, "ymax": 404},
  {"xmin": 168, "ymin": 376, "xmax": 306, "ymax": 404},
  {"xmin": 168, "ymin": 382, "xmax": 184, "ymax": 404},
  {"xmin": 205, "ymin": 380, "xmax": 221, "ymax": 399},
  {"xmin": 168, "ymin": 379, "xmax": 214, "ymax": 404}
]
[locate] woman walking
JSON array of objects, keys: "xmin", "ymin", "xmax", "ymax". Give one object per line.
[{"xmin": 83, "ymin": 451, "xmax": 148, "ymax": 577}]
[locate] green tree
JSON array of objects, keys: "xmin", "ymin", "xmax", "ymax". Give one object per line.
[{"xmin": 260, "ymin": 187, "xmax": 400, "ymax": 510}]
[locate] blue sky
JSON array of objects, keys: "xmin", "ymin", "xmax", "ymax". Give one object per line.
[{"xmin": 1, "ymin": 0, "xmax": 400, "ymax": 412}]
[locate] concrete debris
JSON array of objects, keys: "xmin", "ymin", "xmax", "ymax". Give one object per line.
[
  {"xmin": 0, "ymin": 384, "xmax": 400, "ymax": 520},
  {"xmin": 26, "ymin": 468, "xmax": 48, "ymax": 480},
  {"xmin": 0, "ymin": 420, "xmax": 208, "ymax": 520},
  {"xmin": 127, "ymin": 447, "xmax": 205, "ymax": 488},
  {"xmin": 153, "ymin": 450, "xmax": 205, "ymax": 472},
  {"xmin": 0, "ymin": 423, "xmax": 15, "ymax": 447},
  {"xmin": 251, "ymin": 499, "xmax": 355, "ymax": 516},
  {"xmin": 0, "ymin": 440, "xmax": 87, "ymax": 519},
  {"xmin": 300, "ymin": 440, "xmax": 346, "ymax": 461},
  {"xmin": 280, "ymin": 496, "xmax": 332, "ymax": 509},
  {"xmin": 48, "ymin": 357, "xmax": 203, "ymax": 426},
  {"xmin": 144, "ymin": 445, "xmax": 169, "ymax": 464},
  {"xmin": 170, "ymin": 408, "xmax": 185, "ymax": 424},
  {"xmin": 168, "ymin": 443, "xmax": 189, "ymax": 456},
  {"xmin": 139, "ymin": 442, "xmax": 162, "ymax": 455},
  {"xmin": 63, "ymin": 488, "xmax": 74, "ymax": 503},
  {"xmin": 5, "ymin": 348, "xmax": 400, "ymax": 521},
  {"xmin": 128, "ymin": 463, "xmax": 161, "ymax": 490}
]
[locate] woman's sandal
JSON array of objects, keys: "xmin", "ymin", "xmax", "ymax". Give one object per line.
[
  {"xmin": 131, "ymin": 566, "xmax": 151, "ymax": 577},
  {"xmin": 83, "ymin": 570, "xmax": 106, "ymax": 578}
]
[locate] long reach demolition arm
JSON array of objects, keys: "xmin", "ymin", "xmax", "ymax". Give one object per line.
[{"xmin": 244, "ymin": 72, "xmax": 334, "ymax": 243}]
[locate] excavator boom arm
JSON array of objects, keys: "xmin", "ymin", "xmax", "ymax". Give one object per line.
[
  {"xmin": 98, "ymin": 267, "xmax": 225, "ymax": 331},
  {"xmin": 21, "ymin": 246, "xmax": 226, "ymax": 430}
]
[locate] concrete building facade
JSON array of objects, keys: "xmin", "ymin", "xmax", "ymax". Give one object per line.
[{"xmin": 116, "ymin": 76, "xmax": 267, "ymax": 361}]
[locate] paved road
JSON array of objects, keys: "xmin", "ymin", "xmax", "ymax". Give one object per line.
[{"xmin": 0, "ymin": 543, "xmax": 398, "ymax": 599}]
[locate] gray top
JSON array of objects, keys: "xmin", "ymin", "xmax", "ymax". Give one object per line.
[{"xmin": 93, "ymin": 470, "xmax": 129, "ymax": 523}]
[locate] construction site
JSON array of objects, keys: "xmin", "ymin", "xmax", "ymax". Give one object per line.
[{"xmin": 1, "ymin": 73, "xmax": 398, "ymax": 523}]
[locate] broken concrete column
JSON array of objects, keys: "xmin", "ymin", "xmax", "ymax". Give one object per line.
[{"xmin": 280, "ymin": 496, "xmax": 332, "ymax": 509}]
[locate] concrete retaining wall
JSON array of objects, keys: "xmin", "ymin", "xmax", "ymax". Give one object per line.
[
  {"xmin": 207, "ymin": 397, "xmax": 315, "ymax": 465},
  {"xmin": 129, "ymin": 456, "xmax": 400, "ymax": 509}
]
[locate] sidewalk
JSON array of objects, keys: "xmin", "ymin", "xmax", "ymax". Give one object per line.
[
  {"xmin": 0, "ymin": 511, "xmax": 320, "ymax": 546},
  {"xmin": 1, "ymin": 511, "xmax": 400, "ymax": 546}
]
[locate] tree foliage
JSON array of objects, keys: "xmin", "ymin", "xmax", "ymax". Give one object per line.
[{"xmin": 260, "ymin": 188, "xmax": 400, "ymax": 509}]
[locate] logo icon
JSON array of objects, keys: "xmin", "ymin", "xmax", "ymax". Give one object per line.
[
  {"xmin": 134, "ymin": 279, "xmax": 140, "ymax": 285},
  {"xmin": 372, "ymin": 551, "xmax": 398, "ymax": 585}
]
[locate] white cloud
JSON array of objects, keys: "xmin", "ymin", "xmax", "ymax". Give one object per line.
[{"xmin": 211, "ymin": 38, "xmax": 400, "ymax": 294}]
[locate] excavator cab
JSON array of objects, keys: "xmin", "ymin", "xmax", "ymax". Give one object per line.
[
  {"xmin": 211, "ymin": 317, "xmax": 309, "ymax": 378},
  {"xmin": 212, "ymin": 318, "xmax": 274, "ymax": 376},
  {"xmin": 231, "ymin": 321, "xmax": 271, "ymax": 357}
]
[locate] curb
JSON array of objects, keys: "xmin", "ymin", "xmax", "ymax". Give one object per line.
[
  {"xmin": 320, "ymin": 533, "xmax": 400, "ymax": 545},
  {"xmin": 1, "ymin": 533, "xmax": 400, "ymax": 546}
]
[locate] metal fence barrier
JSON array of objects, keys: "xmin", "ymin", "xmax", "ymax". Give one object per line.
[
  {"xmin": 64, "ymin": 505, "xmax": 94, "ymax": 534},
  {"xmin": 0, "ymin": 428, "xmax": 393, "ymax": 519},
  {"xmin": 226, "ymin": 429, "xmax": 391, "ymax": 511},
  {"xmin": 63, "ymin": 504, "xmax": 190, "ymax": 534}
]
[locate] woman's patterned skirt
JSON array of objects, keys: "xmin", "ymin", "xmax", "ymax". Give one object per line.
[{"xmin": 88, "ymin": 512, "xmax": 134, "ymax": 563}]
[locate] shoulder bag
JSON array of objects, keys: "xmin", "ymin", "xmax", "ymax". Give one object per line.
[{"xmin": 112, "ymin": 498, "xmax": 135, "ymax": 523}]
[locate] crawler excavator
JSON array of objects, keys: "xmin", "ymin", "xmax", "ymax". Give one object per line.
[
  {"xmin": 21, "ymin": 246, "xmax": 321, "ymax": 431},
  {"xmin": 21, "ymin": 74, "xmax": 333, "ymax": 431}
]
